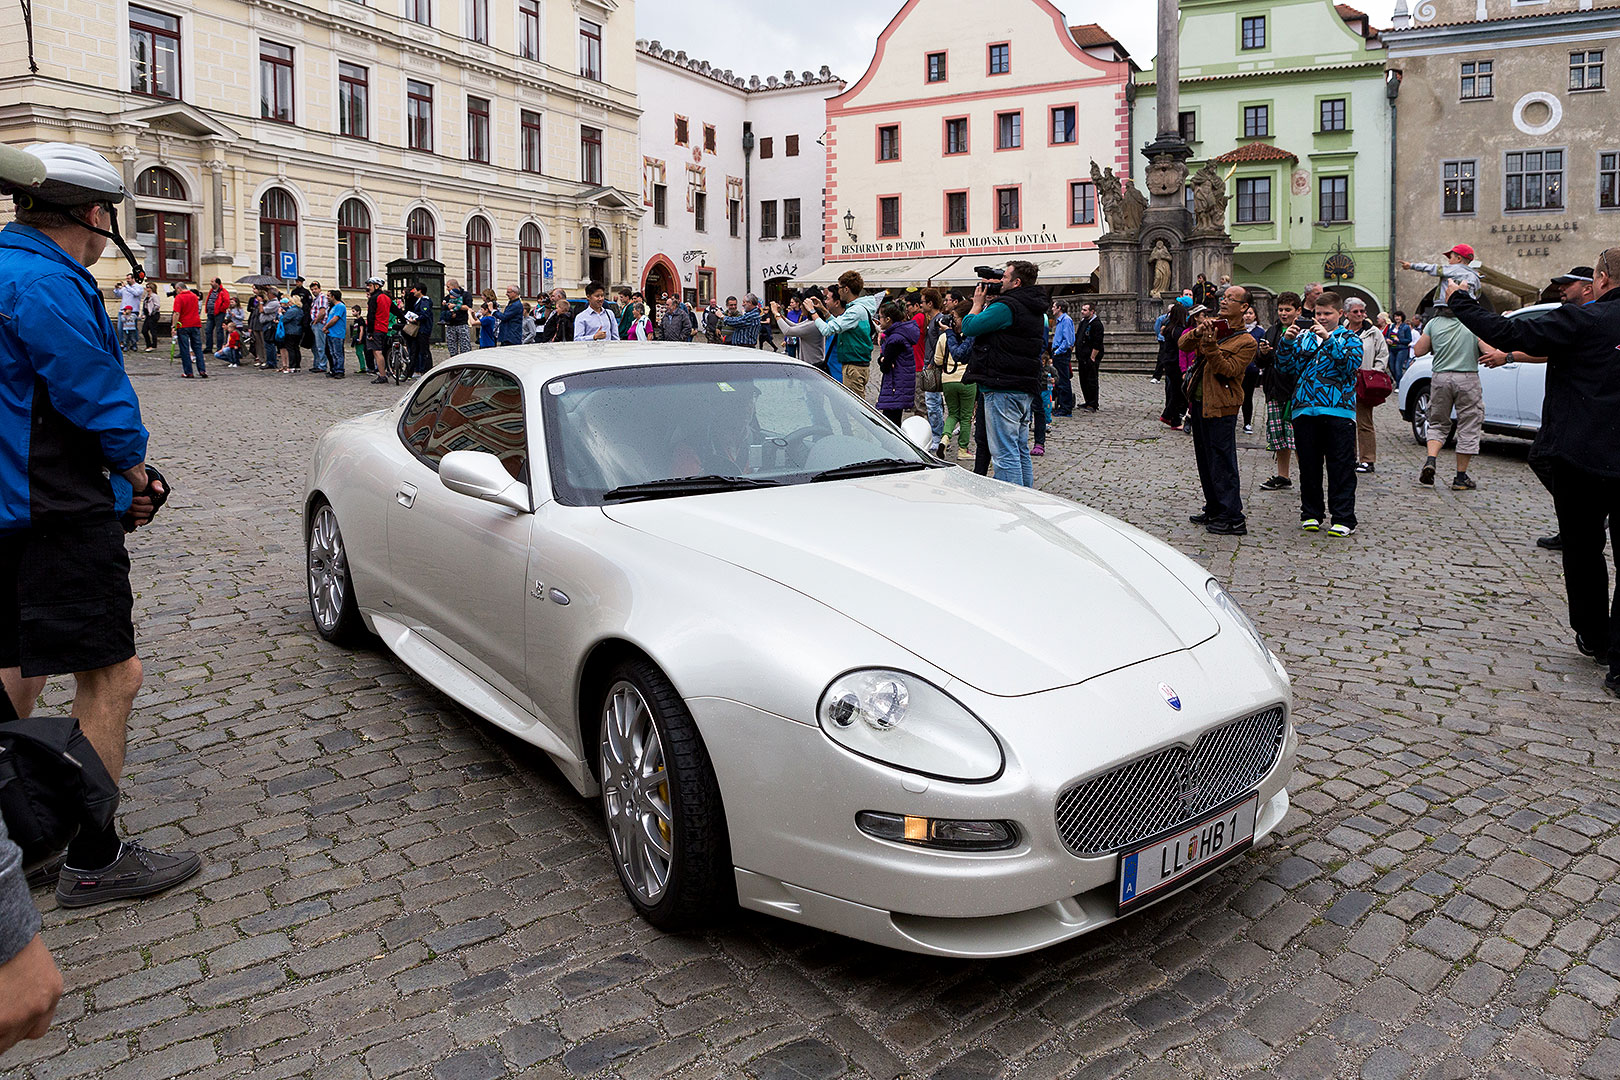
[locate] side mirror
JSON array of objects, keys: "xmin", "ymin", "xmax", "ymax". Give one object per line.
[
  {"xmin": 439, "ymin": 450, "xmax": 530, "ymax": 513},
  {"xmin": 900, "ymin": 415, "xmax": 933, "ymax": 451}
]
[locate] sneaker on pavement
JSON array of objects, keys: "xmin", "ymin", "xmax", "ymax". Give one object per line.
[
  {"xmin": 1537, "ymin": 533, "xmax": 1563, "ymax": 550},
  {"xmin": 1327, "ymin": 523, "xmax": 1355, "ymax": 538},
  {"xmin": 1355, "ymin": 462, "xmax": 1375, "ymax": 474},
  {"xmin": 957, "ymin": 447, "xmax": 973, "ymax": 461},
  {"xmin": 1259, "ymin": 475, "xmax": 1292, "ymax": 491},
  {"xmin": 1420, "ymin": 459, "xmax": 1436, "ymax": 485},
  {"xmin": 24, "ymin": 852, "xmax": 65, "ymax": 891},
  {"xmin": 56, "ymin": 841, "xmax": 202, "ymax": 908},
  {"xmin": 1451, "ymin": 472, "xmax": 1476, "ymax": 490},
  {"xmin": 1301, "ymin": 518, "xmax": 1322, "ymax": 532},
  {"xmin": 1206, "ymin": 520, "xmax": 1248, "ymax": 536},
  {"xmin": 1577, "ymin": 634, "xmax": 1609, "ymax": 663},
  {"xmin": 1243, "ymin": 424, "xmax": 1253, "ymax": 434},
  {"xmin": 1605, "ymin": 672, "xmax": 1620, "ymax": 699},
  {"xmin": 1189, "ymin": 513, "xmax": 1209, "ymax": 525}
]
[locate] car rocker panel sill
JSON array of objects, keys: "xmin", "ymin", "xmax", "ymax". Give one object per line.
[{"xmin": 733, "ymin": 787, "xmax": 1291, "ymax": 958}]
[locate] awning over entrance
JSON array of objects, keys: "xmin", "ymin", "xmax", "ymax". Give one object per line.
[
  {"xmin": 926, "ymin": 250, "xmax": 1099, "ymax": 287},
  {"xmin": 790, "ymin": 256, "xmax": 961, "ymax": 289}
]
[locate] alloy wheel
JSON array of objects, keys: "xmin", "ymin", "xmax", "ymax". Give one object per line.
[
  {"xmin": 601, "ymin": 680, "xmax": 674, "ymax": 905},
  {"xmin": 1411, "ymin": 389, "xmax": 1430, "ymax": 445},
  {"xmin": 307, "ymin": 505, "xmax": 348, "ymax": 635}
]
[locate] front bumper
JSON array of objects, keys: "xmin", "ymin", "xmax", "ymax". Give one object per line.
[{"xmin": 694, "ymin": 633, "xmax": 1295, "ymax": 958}]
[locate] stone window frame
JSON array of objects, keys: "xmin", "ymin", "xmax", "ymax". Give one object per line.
[
  {"xmin": 1441, "ymin": 159, "xmax": 1478, "ymax": 217},
  {"xmin": 1502, "ymin": 147, "xmax": 1567, "ymax": 215}
]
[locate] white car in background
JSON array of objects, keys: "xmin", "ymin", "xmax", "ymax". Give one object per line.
[
  {"xmin": 1397, "ymin": 303, "xmax": 1561, "ymax": 445},
  {"xmin": 303, "ymin": 344, "xmax": 1295, "ymax": 957}
]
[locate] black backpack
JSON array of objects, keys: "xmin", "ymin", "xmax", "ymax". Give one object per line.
[{"xmin": 0, "ymin": 695, "xmax": 119, "ymax": 865}]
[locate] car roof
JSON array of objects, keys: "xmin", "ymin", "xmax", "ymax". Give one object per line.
[
  {"xmin": 444, "ymin": 341, "xmax": 813, "ymax": 383},
  {"xmin": 1506, "ymin": 302, "xmax": 1563, "ymax": 318}
]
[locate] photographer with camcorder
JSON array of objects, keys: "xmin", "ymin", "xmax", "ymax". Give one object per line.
[
  {"xmin": 0, "ymin": 143, "xmax": 200, "ymax": 908},
  {"xmin": 961, "ymin": 260, "xmax": 1048, "ymax": 487}
]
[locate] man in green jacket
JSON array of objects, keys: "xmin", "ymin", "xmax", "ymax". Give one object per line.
[{"xmin": 807, "ymin": 269, "xmax": 883, "ymax": 398}]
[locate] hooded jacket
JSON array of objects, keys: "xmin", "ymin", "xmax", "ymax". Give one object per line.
[
  {"xmin": 875, "ymin": 318, "xmax": 920, "ymax": 410},
  {"xmin": 812, "ymin": 293, "xmax": 881, "ymax": 366},
  {"xmin": 0, "ymin": 223, "xmax": 147, "ymax": 532},
  {"xmin": 1275, "ymin": 325, "xmax": 1363, "ymax": 420},
  {"xmin": 962, "ymin": 284, "xmax": 1049, "ymax": 395}
]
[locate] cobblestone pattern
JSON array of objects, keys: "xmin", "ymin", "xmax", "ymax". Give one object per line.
[{"xmin": 5, "ymin": 359, "xmax": 1619, "ymax": 1080}]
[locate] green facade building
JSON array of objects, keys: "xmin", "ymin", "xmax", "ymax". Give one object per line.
[{"xmin": 1134, "ymin": 0, "xmax": 1394, "ymax": 312}]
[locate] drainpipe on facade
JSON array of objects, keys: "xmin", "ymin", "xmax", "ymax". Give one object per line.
[
  {"xmin": 1386, "ymin": 69, "xmax": 1401, "ymax": 312},
  {"xmin": 1124, "ymin": 80, "xmax": 1137, "ymax": 180},
  {"xmin": 742, "ymin": 122, "xmax": 755, "ymax": 294}
]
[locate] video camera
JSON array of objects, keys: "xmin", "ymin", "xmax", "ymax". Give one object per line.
[{"xmin": 973, "ymin": 265, "xmax": 1003, "ymax": 297}]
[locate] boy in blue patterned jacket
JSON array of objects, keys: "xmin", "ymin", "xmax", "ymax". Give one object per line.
[{"xmin": 1275, "ymin": 289, "xmax": 1364, "ymax": 537}]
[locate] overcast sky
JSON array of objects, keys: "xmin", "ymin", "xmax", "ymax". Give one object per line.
[{"xmin": 635, "ymin": 2, "xmax": 1406, "ymax": 86}]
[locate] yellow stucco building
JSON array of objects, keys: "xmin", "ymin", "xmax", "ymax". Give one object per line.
[{"xmin": 0, "ymin": 0, "xmax": 641, "ymax": 296}]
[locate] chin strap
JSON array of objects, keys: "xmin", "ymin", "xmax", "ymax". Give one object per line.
[{"xmin": 13, "ymin": 192, "xmax": 145, "ymax": 282}]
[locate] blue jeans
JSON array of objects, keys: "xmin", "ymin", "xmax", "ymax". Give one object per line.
[
  {"xmin": 205, "ymin": 312, "xmax": 223, "ymax": 352},
  {"xmin": 176, "ymin": 326, "xmax": 205, "ymax": 375},
  {"xmin": 982, "ymin": 390, "xmax": 1034, "ymax": 487},
  {"xmin": 309, "ymin": 332, "xmax": 327, "ymax": 371},
  {"xmin": 925, "ymin": 391, "xmax": 945, "ymax": 448},
  {"xmin": 327, "ymin": 336, "xmax": 346, "ymax": 373}
]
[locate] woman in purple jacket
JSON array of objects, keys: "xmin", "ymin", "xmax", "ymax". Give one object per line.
[{"xmin": 874, "ymin": 302, "xmax": 918, "ymax": 424}]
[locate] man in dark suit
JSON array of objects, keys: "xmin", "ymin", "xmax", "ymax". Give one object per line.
[{"xmin": 1074, "ymin": 302, "xmax": 1104, "ymax": 411}]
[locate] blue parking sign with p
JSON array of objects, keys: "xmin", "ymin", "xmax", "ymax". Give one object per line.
[
  {"xmin": 279, "ymin": 251, "xmax": 298, "ymax": 280},
  {"xmin": 542, "ymin": 257, "xmax": 554, "ymax": 286}
]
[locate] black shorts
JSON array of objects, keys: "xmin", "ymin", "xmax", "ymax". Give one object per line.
[
  {"xmin": 365, "ymin": 331, "xmax": 388, "ymax": 353},
  {"xmin": 0, "ymin": 518, "xmax": 136, "ymax": 678}
]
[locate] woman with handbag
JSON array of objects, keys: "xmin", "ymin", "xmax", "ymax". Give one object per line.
[
  {"xmin": 1345, "ymin": 298, "xmax": 1391, "ymax": 474},
  {"xmin": 277, "ymin": 295, "xmax": 305, "ymax": 373}
]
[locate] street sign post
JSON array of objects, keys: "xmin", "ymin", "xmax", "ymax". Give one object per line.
[
  {"xmin": 279, "ymin": 251, "xmax": 298, "ymax": 280},
  {"xmin": 542, "ymin": 257, "xmax": 554, "ymax": 291}
]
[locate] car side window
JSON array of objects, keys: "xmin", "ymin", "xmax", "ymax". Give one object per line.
[
  {"xmin": 399, "ymin": 369, "xmax": 460, "ymax": 460},
  {"xmin": 423, "ymin": 368, "xmax": 529, "ymax": 481}
]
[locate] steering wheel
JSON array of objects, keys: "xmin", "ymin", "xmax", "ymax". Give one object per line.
[{"xmin": 780, "ymin": 425, "xmax": 835, "ymax": 469}]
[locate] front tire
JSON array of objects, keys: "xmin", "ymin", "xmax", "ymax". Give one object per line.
[
  {"xmin": 307, "ymin": 501, "xmax": 366, "ymax": 645},
  {"xmin": 599, "ymin": 660, "xmax": 732, "ymax": 929}
]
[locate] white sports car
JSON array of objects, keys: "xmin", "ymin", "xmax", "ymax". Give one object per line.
[{"xmin": 303, "ymin": 343, "xmax": 1295, "ymax": 957}]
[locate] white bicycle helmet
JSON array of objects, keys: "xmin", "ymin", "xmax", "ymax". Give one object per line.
[{"xmin": 1, "ymin": 142, "xmax": 143, "ymax": 276}]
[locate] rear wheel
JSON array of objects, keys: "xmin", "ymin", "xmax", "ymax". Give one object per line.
[
  {"xmin": 599, "ymin": 659, "xmax": 732, "ymax": 928},
  {"xmin": 307, "ymin": 501, "xmax": 366, "ymax": 645},
  {"xmin": 1409, "ymin": 382, "xmax": 1431, "ymax": 445}
]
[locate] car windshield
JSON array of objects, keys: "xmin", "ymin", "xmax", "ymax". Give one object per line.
[{"xmin": 542, "ymin": 361, "xmax": 938, "ymax": 505}]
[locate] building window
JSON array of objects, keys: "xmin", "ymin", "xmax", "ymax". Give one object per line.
[
  {"xmin": 129, "ymin": 6, "xmax": 181, "ymax": 98},
  {"xmin": 946, "ymin": 191, "xmax": 968, "ymax": 234},
  {"xmin": 581, "ymin": 125, "xmax": 602, "ymax": 184},
  {"xmin": 1069, "ymin": 181, "xmax": 1095, "ymax": 226},
  {"xmin": 518, "ymin": 0, "xmax": 539, "ymax": 60},
  {"xmin": 703, "ymin": 124, "xmax": 716, "ymax": 153},
  {"xmin": 405, "ymin": 0, "xmax": 429, "ymax": 26},
  {"xmin": 1178, "ymin": 111, "xmax": 1197, "ymax": 143},
  {"xmin": 258, "ymin": 187, "xmax": 298, "ymax": 277},
  {"xmin": 927, "ymin": 51, "xmax": 946, "ymax": 82},
  {"xmin": 945, "ymin": 117, "xmax": 968, "ymax": 155},
  {"xmin": 878, "ymin": 125, "xmax": 900, "ymax": 161},
  {"xmin": 338, "ymin": 62, "xmax": 368, "ymax": 138},
  {"xmin": 1571, "ymin": 50, "xmax": 1604, "ymax": 91},
  {"xmin": 784, "ymin": 198, "xmax": 801, "ymax": 238},
  {"xmin": 1318, "ymin": 177, "xmax": 1349, "ymax": 223},
  {"xmin": 728, "ymin": 199, "xmax": 740, "ymax": 238},
  {"xmin": 406, "ymin": 208, "xmax": 436, "ymax": 260},
  {"xmin": 1185, "ymin": 184, "xmax": 1195, "ymax": 215},
  {"xmin": 879, "ymin": 197, "xmax": 900, "ymax": 238},
  {"xmin": 1505, "ymin": 149, "xmax": 1564, "ymax": 212},
  {"xmin": 407, "ymin": 80, "xmax": 434, "ymax": 152},
  {"xmin": 467, "ymin": 0, "xmax": 487, "ymax": 43},
  {"xmin": 1235, "ymin": 176, "xmax": 1271, "ymax": 223},
  {"xmin": 694, "ymin": 192, "xmax": 707, "ymax": 232},
  {"xmin": 1051, "ymin": 106, "xmax": 1077, "ymax": 145},
  {"xmin": 785, "ymin": 135, "xmax": 799, "ymax": 157},
  {"xmin": 467, "ymin": 95, "xmax": 490, "ymax": 163},
  {"xmin": 652, "ymin": 184, "xmax": 667, "ymax": 226},
  {"xmin": 465, "ymin": 215, "xmax": 492, "ymax": 294},
  {"xmin": 760, "ymin": 137, "xmax": 774, "ymax": 159},
  {"xmin": 134, "ymin": 168, "xmax": 190, "ymax": 281},
  {"xmin": 674, "ymin": 116, "xmax": 689, "ymax": 145},
  {"xmin": 521, "ymin": 109, "xmax": 543, "ymax": 173},
  {"xmin": 988, "ymin": 43, "xmax": 1009, "ymax": 75},
  {"xmin": 1461, "ymin": 60, "xmax": 1492, "ymax": 100},
  {"xmin": 519, "ymin": 223, "xmax": 544, "ymax": 296},
  {"xmin": 1320, "ymin": 98, "xmax": 1346, "ymax": 132},
  {"xmin": 1442, "ymin": 160, "xmax": 1476, "ymax": 215},
  {"xmin": 337, "ymin": 199, "xmax": 371, "ymax": 289},
  {"xmin": 1243, "ymin": 105, "xmax": 1269, "ymax": 138},
  {"xmin": 995, "ymin": 187, "xmax": 1020, "ymax": 230},
  {"xmin": 259, "ymin": 42, "xmax": 294, "ymax": 123},
  {"xmin": 760, "ymin": 200, "xmax": 778, "ymax": 239},
  {"xmin": 1241, "ymin": 16, "xmax": 1265, "ymax": 50},
  {"xmin": 579, "ymin": 19, "xmax": 602, "ymax": 80},
  {"xmin": 996, "ymin": 111, "xmax": 1022, "ymax": 150},
  {"xmin": 1602, "ymin": 152, "xmax": 1619, "ymax": 209}
]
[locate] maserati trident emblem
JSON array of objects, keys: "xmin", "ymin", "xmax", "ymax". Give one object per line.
[
  {"xmin": 1159, "ymin": 682, "xmax": 1181, "ymax": 711},
  {"xmin": 1175, "ymin": 760, "xmax": 1203, "ymax": 807}
]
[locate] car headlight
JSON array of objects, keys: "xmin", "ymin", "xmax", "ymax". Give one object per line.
[
  {"xmin": 817, "ymin": 669, "xmax": 1003, "ymax": 782},
  {"xmin": 1206, "ymin": 578, "xmax": 1271, "ymax": 659}
]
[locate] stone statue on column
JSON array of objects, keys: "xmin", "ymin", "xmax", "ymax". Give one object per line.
[{"xmin": 1190, "ymin": 163, "xmax": 1231, "ymax": 236}]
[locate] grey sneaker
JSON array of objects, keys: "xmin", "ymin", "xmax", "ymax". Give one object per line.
[
  {"xmin": 24, "ymin": 852, "xmax": 65, "ymax": 891},
  {"xmin": 56, "ymin": 841, "xmax": 202, "ymax": 908}
]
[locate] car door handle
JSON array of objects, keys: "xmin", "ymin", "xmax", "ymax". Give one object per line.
[{"xmin": 397, "ymin": 482, "xmax": 417, "ymax": 508}]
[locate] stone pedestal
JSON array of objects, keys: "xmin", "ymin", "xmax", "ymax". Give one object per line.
[
  {"xmin": 1183, "ymin": 234, "xmax": 1237, "ymax": 293},
  {"xmin": 1095, "ymin": 236, "xmax": 1140, "ymax": 298}
]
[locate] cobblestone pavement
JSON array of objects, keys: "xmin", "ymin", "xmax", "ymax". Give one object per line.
[{"xmin": 6, "ymin": 356, "xmax": 1620, "ymax": 1080}]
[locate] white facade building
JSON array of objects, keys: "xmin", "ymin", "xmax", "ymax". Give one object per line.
[{"xmin": 635, "ymin": 40, "xmax": 843, "ymax": 306}]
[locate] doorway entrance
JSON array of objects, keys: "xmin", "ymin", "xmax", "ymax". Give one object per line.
[
  {"xmin": 587, "ymin": 227, "xmax": 610, "ymax": 287},
  {"xmin": 642, "ymin": 256, "xmax": 680, "ymax": 306}
]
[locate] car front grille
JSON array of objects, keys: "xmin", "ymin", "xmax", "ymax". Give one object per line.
[{"xmin": 1054, "ymin": 705, "xmax": 1287, "ymax": 857}]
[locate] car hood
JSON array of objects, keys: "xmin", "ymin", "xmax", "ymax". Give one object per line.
[{"xmin": 600, "ymin": 468, "xmax": 1219, "ymax": 696}]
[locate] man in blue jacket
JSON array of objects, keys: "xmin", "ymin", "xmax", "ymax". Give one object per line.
[
  {"xmin": 496, "ymin": 286, "xmax": 525, "ymax": 346},
  {"xmin": 1049, "ymin": 300, "xmax": 1076, "ymax": 416},
  {"xmin": 404, "ymin": 282, "xmax": 434, "ymax": 374},
  {"xmin": 0, "ymin": 143, "xmax": 200, "ymax": 906},
  {"xmin": 1275, "ymin": 290, "xmax": 1364, "ymax": 537}
]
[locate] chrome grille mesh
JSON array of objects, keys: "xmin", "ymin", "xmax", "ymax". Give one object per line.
[{"xmin": 1055, "ymin": 706, "xmax": 1287, "ymax": 857}]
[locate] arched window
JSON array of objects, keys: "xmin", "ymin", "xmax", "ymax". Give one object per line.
[
  {"xmin": 406, "ymin": 208, "xmax": 436, "ymax": 261},
  {"xmin": 466, "ymin": 215, "xmax": 492, "ymax": 294},
  {"xmin": 258, "ymin": 187, "xmax": 298, "ymax": 277},
  {"xmin": 518, "ymin": 223, "xmax": 544, "ymax": 296},
  {"xmin": 336, "ymin": 199, "xmax": 372, "ymax": 288},
  {"xmin": 134, "ymin": 167, "xmax": 190, "ymax": 281}
]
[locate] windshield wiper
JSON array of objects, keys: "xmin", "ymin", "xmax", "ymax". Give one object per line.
[
  {"xmin": 809, "ymin": 458, "xmax": 934, "ymax": 483},
  {"xmin": 602, "ymin": 475, "xmax": 783, "ymax": 502}
]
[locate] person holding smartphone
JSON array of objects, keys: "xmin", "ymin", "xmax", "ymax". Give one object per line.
[{"xmin": 1275, "ymin": 290, "xmax": 1364, "ymax": 537}]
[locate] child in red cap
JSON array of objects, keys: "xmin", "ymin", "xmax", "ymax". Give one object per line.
[{"xmin": 1401, "ymin": 244, "xmax": 1482, "ymax": 299}]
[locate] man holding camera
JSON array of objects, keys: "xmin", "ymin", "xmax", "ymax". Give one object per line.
[
  {"xmin": 808, "ymin": 270, "xmax": 881, "ymax": 398},
  {"xmin": 0, "ymin": 143, "xmax": 200, "ymax": 907},
  {"xmin": 1182, "ymin": 285, "xmax": 1258, "ymax": 535},
  {"xmin": 961, "ymin": 261, "xmax": 1048, "ymax": 487}
]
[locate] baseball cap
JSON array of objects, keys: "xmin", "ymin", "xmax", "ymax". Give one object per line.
[
  {"xmin": 1445, "ymin": 243, "xmax": 1476, "ymax": 261},
  {"xmin": 1552, "ymin": 266, "xmax": 1594, "ymax": 285}
]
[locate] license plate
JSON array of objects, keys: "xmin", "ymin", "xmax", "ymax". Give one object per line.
[{"xmin": 1116, "ymin": 793, "xmax": 1259, "ymax": 915}]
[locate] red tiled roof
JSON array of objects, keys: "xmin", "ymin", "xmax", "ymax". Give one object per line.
[
  {"xmin": 1335, "ymin": 3, "xmax": 1367, "ymax": 20},
  {"xmin": 1068, "ymin": 22, "xmax": 1119, "ymax": 49},
  {"xmin": 1211, "ymin": 143, "xmax": 1300, "ymax": 164}
]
